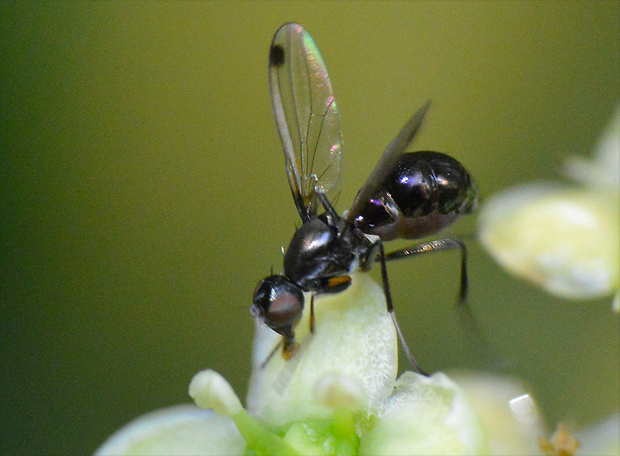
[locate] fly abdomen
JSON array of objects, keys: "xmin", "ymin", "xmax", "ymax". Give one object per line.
[
  {"xmin": 390, "ymin": 152, "xmax": 476, "ymax": 215},
  {"xmin": 354, "ymin": 151, "xmax": 478, "ymax": 240}
]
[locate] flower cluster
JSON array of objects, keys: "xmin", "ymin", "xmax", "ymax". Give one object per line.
[
  {"xmin": 96, "ymin": 274, "xmax": 493, "ymax": 455},
  {"xmin": 95, "ymin": 106, "xmax": 619, "ymax": 456}
]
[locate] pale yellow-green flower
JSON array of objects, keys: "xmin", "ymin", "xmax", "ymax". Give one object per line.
[
  {"xmin": 575, "ymin": 412, "xmax": 620, "ymax": 456},
  {"xmin": 450, "ymin": 372, "xmax": 546, "ymax": 455},
  {"xmin": 93, "ymin": 102, "xmax": 620, "ymax": 454},
  {"xmin": 479, "ymin": 104, "xmax": 620, "ymax": 311},
  {"xmin": 96, "ymin": 274, "xmax": 499, "ymax": 455}
]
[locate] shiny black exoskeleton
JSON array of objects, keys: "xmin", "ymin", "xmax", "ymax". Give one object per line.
[
  {"xmin": 354, "ymin": 151, "xmax": 478, "ymax": 241},
  {"xmin": 253, "ymin": 194, "xmax": 380, "ymax": 357},
  {"xmin": 251, "ymin": 23, "xmax": 478, "ymax": 373}
]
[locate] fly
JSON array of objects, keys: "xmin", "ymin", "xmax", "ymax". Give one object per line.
[{"xmin": 250, "ymin": 23, "xmax": 478, "ymax": 374}]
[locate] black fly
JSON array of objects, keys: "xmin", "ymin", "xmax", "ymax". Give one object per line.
[{"xmin": 250, "ymin": 23, "xmax": 478, "ymax": 374}]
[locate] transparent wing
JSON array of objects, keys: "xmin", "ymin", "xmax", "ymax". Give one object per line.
[
  {"xmin": 346, "ymin": 101, "xmax": 431, "ymax": 221},
  {"xmin": 269, "ymin": 23, "xmax": 342, "ymax": 220}
]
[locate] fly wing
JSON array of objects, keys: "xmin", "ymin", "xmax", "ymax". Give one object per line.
[
  {"xmin": 346, "ymin": 101, "xmax": 431, "ymax": 221},
  {"xmin": 269, "ymin": 23, "xmax": 342, "ymax": 220}
]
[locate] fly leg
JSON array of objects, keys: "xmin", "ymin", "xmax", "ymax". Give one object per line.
[
  {"xmin": 385, "ymin": 238, "xmax": 468, "ymax": 302},
  {"xmin": 281, "ymin": 334, "xmax": 299, "ymax": 360},
  {"xmin": 384, "ymin": 239, "xmax": 501, "ymax": 370},
  {"xmin": 309, "ymin": 293, "xmax": 315, "ymax": 333},
  {"xmin": 378, "ymin": 242, "xmax": 428, "ymax": 375},
  {"xmin": 259, "ymin": 334, "xmax": 296, "ymax": 369},
  {"xmin": 260, "ymin": 339, "xmax": 283, "ymax": 369}
]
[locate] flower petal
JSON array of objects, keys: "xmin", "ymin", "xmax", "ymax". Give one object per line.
[
  {"xmin": 479, "ymin": 184, "xmax": 619, "ymax": 302},
  {"xmin": 576, "ymin": 413, "xmax": 620, "ymax": 456},
  {"xmin": 451, "ymin": 372, "xmax": 546, "ymax": 455},
  {"xmin": 94, "ymin": 404, "xmax": 245, "ymax": 456},
  {"xmin": 246, "ymin": 273, "xmax": 398, "ymax": 426},
  {"xmin": 359, "ymin": 372, "xmax": 486, "ymax": 456},
  {"xmin": 565, "ymin": 103, "xmax": 620, "ymax": 191},
  {"xmin": 314, "ymin": 373, "xmax": 366, "ymax": 411},
  {"xmin": 189, "ymin": 369, "xmax": 243, "ymax": 416}
]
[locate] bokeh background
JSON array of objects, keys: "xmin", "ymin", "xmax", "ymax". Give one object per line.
[{"xmin": 1, "ymin": 1, "xmax": 618, "ymax": 454}]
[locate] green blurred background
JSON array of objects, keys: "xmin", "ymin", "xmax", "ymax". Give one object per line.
[{"xmin": 1, "ymin": 1, "xmax": 618, "ymax": 454}]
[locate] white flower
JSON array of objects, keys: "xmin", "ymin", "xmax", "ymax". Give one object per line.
[
  {"xmin": 479, "ymin": 104, "xmax": 620, "ymax": 311},
  {"xmin": 450, "ymin": 372, "xmax": 546, "ymax": 455},
  {"xmin": 94, "ymin": 405, "xmax": 244, "ymax": 456},
  {"xmin": 575, "ymin": 412, "xmax": 620, "ymax": 456},
  {"xmin": 95, "ymin": 273, "xmax": 495, "ymax": 455}
]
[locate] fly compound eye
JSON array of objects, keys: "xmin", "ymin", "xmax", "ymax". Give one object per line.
[{"xmin": 251, "ymin": 275, "xmax": 304, "ymax": 336}]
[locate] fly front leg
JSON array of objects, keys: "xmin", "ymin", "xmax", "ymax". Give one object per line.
[
  {"xmin": 259, "ymin": 332, "xmax": 296, "ymax": 369},
  {"xmin": 282, "ymin": 334, "xmax": 299, "ymax": 360},
  {"xmin": 385, "ymin": 238, "xmax": 468, "ymax": 303},
  {"xmin": 309, "ymin": 293, "xmax": 315, "ymax": 334},
  {"xmin": 309, "ymin": 277, "xmax": 352, "ymax": 334}
]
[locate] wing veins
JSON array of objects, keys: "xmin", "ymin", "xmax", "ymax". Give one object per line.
[
  {"xmin": 269, "ymin": 24, "xmax": 342, "ymax": 221},
  {"xmin": 308, "ymin": 97, "xmax": 335, "ymax": 200}
]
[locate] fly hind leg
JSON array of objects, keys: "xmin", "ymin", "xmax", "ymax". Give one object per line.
[
  {"xmin": 385, "ymin": 238, "xmax": 468, "ymax": 303},
  {"xmin": 378, "ymin": 238, "xmax": 468, "ymax": 375},
  {"xmin": 377, "ymin": 242, "xmax": 428, "ymax": 375},
  {"xmin": 384, "ymin": 238, "xmax": 501, "ymax": 370}
]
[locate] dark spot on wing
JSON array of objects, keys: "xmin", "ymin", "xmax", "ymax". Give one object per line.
[{"xmin": 269, "ymin": 44, "xmax": 285, "ymax": 67}]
